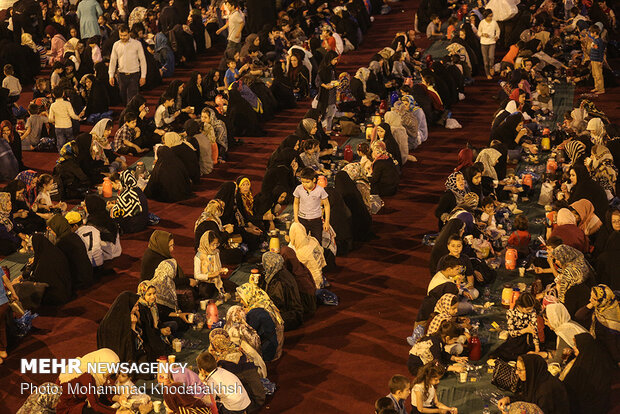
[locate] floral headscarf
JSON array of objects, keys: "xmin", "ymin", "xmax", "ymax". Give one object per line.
[
  {"xmin": 90, "ymin": 119, "xmax": 112, "ymax": 163},
  {"xmin": 427, "ymin": 294, "xmax": 456, "ymax": 335},
  {"xmin": 236, "ymin": 282, "xmax": 283, "ymax": 325},
  {"xmin": 224, "ymin": 305, "xmax": 261, "ymax": 352},
  {"xmin": 337, "ymin": 72, "xmax": 354, "ymax": 103},
  {"xmin": 445, "ymin": 172, "xmax": 466, "ymax": 204},
  {"xmin": 150, "ymin": 259, "xmax": 178, "ymax": 311},
  {"xmin": 590, "ymin": 145, "xmax": 617, "ymax": 196},
  {"xmin": 194, "ymin": 199, "xmax": 224, "ymax": 232},
  {"xmin": 262, "ymin": 251, "xmax": 284, "ymax": 285},
  {"xmin": 198, "ymin": 230, "xmax": 221, "ymax": 275},
  {"xmin": 343, "ymin": 162, "xmax": 364, "ymax": 181},
  {"xmin": 590, "ymin": 284, "xmax": 620, "ymax": 335},
  {"xmin": 0, "ymin": 192, "xmax": 13, "ymax": 231},
  {"xmin": 552, "ymin": 244, "xmax": 589, "ymax": 302},
  {"xmin": 208, "ymin": 328, "xmax": 243, "ymax": 364}
]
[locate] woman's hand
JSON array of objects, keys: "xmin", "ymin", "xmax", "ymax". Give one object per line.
[
  {"xmin": 521, "ymin": 325, "xmax": 536, "ymax": 335},
  {"xmin": 497, "ymin": 396, "xmax": 510, "ymax": 411},
  {"xmin": 452, "ymin": 356, "xmax": 468, "ymax": 364},
  {"xmin": 160, "ymin": 326, "xmax": 172, "ymax": 336},
  {"xmin": 137, "ymin": 401, "xmax": 153, "ymax": 414},
  {"xmin": 223, "ymin": 224, "xmax": 234, "ymax": 233}
]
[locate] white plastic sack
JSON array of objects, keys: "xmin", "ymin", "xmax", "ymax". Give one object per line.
[
  {"xmin": 538, "ymin": 181, "xmax": 554, "ymax": 205},
  {"xmin": 486, "ymin": 0, "xmax": 520, "ymax": 21},
  {"xmin": 445, "ymin": 118, "xmax": 462, "ymax": 129}
]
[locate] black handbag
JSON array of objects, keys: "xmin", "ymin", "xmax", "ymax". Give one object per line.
[{"xmin": 491, "ymin": 359, "xmax": 519, "ymax": 393}]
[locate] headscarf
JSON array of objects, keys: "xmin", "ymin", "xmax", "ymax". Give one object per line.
[
  {"xmin": 236, "ymin": 282, "xmax": 284, "ymax": 325},
  {"xmin": 0, "ymin": 192, "xmax": 13, "ymax": 231},
  {"xmin": 427, "ymin": 294, "xmax": 456, "ymax": 335},
  {"xmin": 148, "ymin": 230, "xmax": 172, "ymax": 258},
  {"xmin": 455, "ymin": 148, "xmax": 474, "ymax": 172},
  {"xmin": 337, "ymin": 72, "xmax": 354, "ymax": 103},
  {"xmin": 194, "ymin": 199, "xmax": 224, "ymax": 232},
  {"xmin": 589, "ymin": 144, "xmax": 617, "ymax": 195},
  {"xmin": 570, "ymin": 199, "xmax": 602, "ymax": 235},
  {"xmin": 301, "ymin": 118, "xmax": 317, "ymax": 136},
  {"xmin": 44, "ymin": 25, "xmax": 58, "ymax": 38},
  {"xmin": 208, "ymin": 328, "xmax": 243, "ymax": 364},
  {"xmin": 475, "ymin": 148, "xmax": 502, "ymax": 180},
  {"xmin": 111, "ymin": 170, "xmax": 142, "ymax": 218},
  {"xmin": 85, "ymin": 194, "xmax": 118, "ymax": 240},
  {"xmin": 47, "ymin": 214, "xmax": 72, "ymax": 240},
  {"xmin": 235, "ymin": 176, "xmax": 254, "ymax": 215},
  {"xmin": 552, "ymin": 244, "xmax": 589, "ymax": 302},
  {"xmin": 355, "ymin": 67, "xmax": 370, "ymax": 93},
  {"xmin": 58, "ymin": 349, "xmax": 120, "ymax": 387},
  {"xmin": 564, "ymin": 140, "xmax": 586, "ymax": 165},
  {"xmin": 90, "ymin": 118, "xmax": 112, "ymax": 152},
  {"xmin": 590, "ymin": 144, "xmax": 615, "ymax": 170},
  {"xmin": 131, "ymin": 281, "xmax": 161, "ymax": 352},
  {"xmin": 225, "ymin": 305, "xmax": 261, "ymax": 352},
  {"xmin": 384, "ymin": 110, "xmax": 403, "ymax": 128},
  {"xmin": 63, "ymin": 38, "xmax": 81, "ymax": 66},
  {"xmin": 545, "ymin": 303, "xmax": 587, "ymax": 346},
  {"xmin": 556, "ymin": 208, "xmax": 577, "ymax": 226},
  {"xmin": 445, "ymin": 172, "xmax": 466, "ymax": 204},
  {"xmin": 518, "ymin": 354, "xmax": 556, "ymax": 407},
  {"xmin": 198, "ymin": 230, "xmax": 221, "ymax": 275},
  {"xmin": 590, "ymin": 284, "xmax": 620, "ymax": 334},
  {"xmin": 162, "ymin": 132, "xmax": 183, "ymax": 147},
  {"xmin": 370, "ymin": 140, "xmax": 389, "ymax": 163},
  {"xmin": 150, "ymin": 259, "xmax": 178, "ymax": 310},
  {"xmin": 587, "ymin": 118, "xmax": 606, "ymax": 145},
  {"xmin": 21, "ymin": 33, "xmax": 38, "ymax": 53},
  {"xmin": 460, "ymin": 192, "xmax": 479, "ymax": 210},
  {"xmin": 262, "ymin": 251, "xmax": 284, "ymax": 285}
]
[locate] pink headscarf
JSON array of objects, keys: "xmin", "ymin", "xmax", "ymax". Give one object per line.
[{"xmin": 570, "ymin": 199, "xmax": 602, "ymax": 236}]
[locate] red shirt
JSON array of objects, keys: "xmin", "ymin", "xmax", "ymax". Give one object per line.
[{"xmin": 56, "ymin": 373, "xmax": 116, "ymax": 414}]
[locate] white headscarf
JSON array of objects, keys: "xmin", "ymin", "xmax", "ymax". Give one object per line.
[
  {"xmin": 545, "ymin": 303, "xmax": 588, "ymax": 347},
  {"xmin": 475, "ymin": 148, "xmax": 502, "ymax": 180},
  {"xmin": 58, "ymin": 348, "xmax": 120, "ymax": 387}
]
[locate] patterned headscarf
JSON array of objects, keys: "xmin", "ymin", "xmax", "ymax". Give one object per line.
[
  {"xmin": 194, "ymin": 199, "xmax": 224, "ymax": 232},
  {"xmin": 150, "ymin": 259, "xmax": 179, "ymax": 311},
  {"xmin": 0, "ymin": 192, "xmax": 13, "ymax": 231},
  {"xmin": 236, "ymin": 176, "xmax": 254, "ymax": 216},
  {"xmin": 590, "ymin": 284, "xmax": 620, "ymax": 335},
  {"xmin": 236, "ymin": 282, "xmax": 283, "ymax": 325},
  {"xmin": 262, "ymin": 251, "xmax": 284, "ymax": 285},
  {"xmin": 224, "ymin": 305, "xmax": 261, "ymax": 352},
  {"xmin": 57, "ymin": 140, "xmax": 77, "ymax": 164},
  {"xmin": 552, "ymin": 245, "xmax": 588, "ymax": 302},
  {"xmin": 475, "ymin": 148, "xmax": 502, "ymax": 180},
  {"xmin": 564, "ymin": 140, "xmax": 586, "ymax": 165},
  {"xmin": 445, "ymin": 172, "xmax": 466, "ymax": 204},
  {"xmin": 460, "ymin": 192, "xmax": 479, "ymax": 210},
  {"xmin": 208, "ymin": 328, "xmax": 243, "ymax": 364},
  {"xmin": 110, "ymin": 170, "xmax": 142, "ymax": 219},
  {"xmin": 131, "ymin": 281, "xmax": 160, "ymax": 352},
  {"xmin": 337, "ymin": 72, "xmax": 354, "ymax": 103},
  {"xmin": 590, "ymin": 145, "xmax": 617, "ymax": 195},
  {"xmin": 198, "ymin": 230, "xmax": 221, "ymax": 275},
  {"xmin": 343, "ymin": 162, "xmax": 364, "ymax": 181},
  {"xmin": 427, "ymin": 294, "xmax": 456, "ymax": 335}
]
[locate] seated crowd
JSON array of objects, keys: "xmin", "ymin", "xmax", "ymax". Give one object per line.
[
  {"xmin": 0, "ymin": 0, "xmax": 473, "ymax": 412},
  {"xmin": 0, "ymin": 0, "xmax": 617, "ymax": 412},
  {"xmin": 374, "ymin": 0, "xmax": 619, "ymax": 413}
]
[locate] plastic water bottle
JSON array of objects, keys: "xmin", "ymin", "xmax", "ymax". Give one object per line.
[{"xmin": 482, "ymin": 405, "xmax": 490, "ymax": 414}]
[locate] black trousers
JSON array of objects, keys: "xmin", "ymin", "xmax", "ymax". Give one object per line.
[
  {"xmin": 299, "ymin": 217, "xmax": 322, "ymax": 242},
  {"xmin": 117, "ymin": 72, "xmax": 140, "ymax": 104}
]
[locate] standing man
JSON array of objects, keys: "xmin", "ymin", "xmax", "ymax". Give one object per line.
[
  {"xmin": 108, "ymin": 25, "xmax": 147, "ymax": 104},
  {"xmin": 216, "ymin": 0, "xmax": 245, "ymax": 54}
]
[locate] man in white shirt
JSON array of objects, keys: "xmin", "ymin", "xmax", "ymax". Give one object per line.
[
  {"xmin": 477, "ymin": 10, "xmax": 500, "ymax": 79},
  {"xmin": 216, "ymin": 0, "xmax": 245, "ymax": 54},
  {"xmin": 196, "ymin": 351, "xmax": 251, "ymax": 414},
  {"xmin": 108, "ymin": 24, "xmax": 147, "ymax": 104}
]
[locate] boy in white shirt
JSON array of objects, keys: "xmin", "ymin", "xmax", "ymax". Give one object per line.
[
  {"xmin": 196, "ymin": 351, "xmax": 250, "ymax": 414},
  {"xmin": 2, "ymin": 64, "xmax": 21, "ymax": 103},
  {"xmin": 293, "ymin": 167, "xmax": 330, "ymax": 242},
  {"xmin": 48, "ymin": 86, "xmax": 82, "ymax": 151}
]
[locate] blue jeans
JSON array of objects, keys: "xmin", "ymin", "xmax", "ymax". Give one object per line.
[{"xmin": 55, "ymin": 127, "xmax": 73, "ymax": 151}]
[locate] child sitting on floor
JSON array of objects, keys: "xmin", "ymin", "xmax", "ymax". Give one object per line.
[
  {"xmin": 508, "ymin": 214, "xmax": 531, "ymax": 259},
  {"xmin": 358, "ymin": 141, "xmax": 373, "ymax": 176},
  {"xmin": 492, "ymin": 292, "xmax": 540, "ymax": 362},
  {"xmin": 300, "ymin": 139, "xmax": 331, "ymax": 176},
  {"xmin": 408, "ymin": 321, "xmax": 468, "ymax": 377},
  {"xmin": 375, "ymin": 396, "xmax": 396, "ymax": 414},
  {"xmin": 385, "ymin": 375, "xmax": 411, "ymax": 414},
  {"xmin": 411, "ymin": 362, "xmax": 458, "ymax": 414},
  {"xmin": 33, "ymin": 174, "xmax": 66, "ymax": 214}
]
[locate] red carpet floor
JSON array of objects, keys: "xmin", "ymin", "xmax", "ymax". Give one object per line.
[{"xmin": 2, "ymin": 1, "xmax": 620, "ymax": 413}]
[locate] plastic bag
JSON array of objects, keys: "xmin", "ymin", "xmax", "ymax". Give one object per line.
[{"xmin": 445, "ymin": 118, "xmax": 462, "ymax": 129}]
